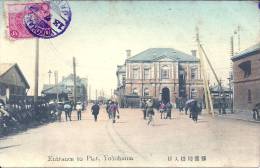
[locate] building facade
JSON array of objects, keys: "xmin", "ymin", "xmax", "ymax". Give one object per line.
[
  {"xmin": 0, "ymin": 63, "xmax": 30, "ymax": 104},
  {"xmin": 42, "ymin": 74, "xmax": 87, "ymax": 103},
  {"xmin": 115, "ymin": 48, "xmax": 204, "ymax": 107},
  {"xmin": 231, "ymin": 43, "xmax": 260, "ymax": 114}
]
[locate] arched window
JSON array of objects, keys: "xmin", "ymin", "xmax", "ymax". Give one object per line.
[
  {"xmin": 144, "ymin": 88, "xmax": 149, "ymax": 96},
  {"xmin": 161, "ymin": 65, "xmax": 169, "ymax": 79}
]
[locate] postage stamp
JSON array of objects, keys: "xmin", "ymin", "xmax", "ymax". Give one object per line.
[
  {"xmin": 24, "ymin": 0, "xmax": 72, "ymax": 39},
  {"xmin": 5, "ymin": 0, "xmax": 71, "ymax": 40},
  {"xmin": 6, "ymin": 2, "xmax": 36, "ymax": 39}
]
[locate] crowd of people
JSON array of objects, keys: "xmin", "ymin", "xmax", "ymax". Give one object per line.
[
  {"xmin": 1, "ymin": 97, "xmax": 204, "ymax": 137},
  {"xmin": 141, "ymin": 98, "xmax": 202, "ymax": 125},
  {"xmin": 0, "ymin": 100, "xmax": 57, "ymax": 137}
]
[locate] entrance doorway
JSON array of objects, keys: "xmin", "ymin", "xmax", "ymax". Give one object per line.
[{"xmin": 161, "ymin": 87, "xmax": 170, "ymax": 103}]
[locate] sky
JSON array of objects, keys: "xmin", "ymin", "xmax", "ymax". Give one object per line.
[{"xmin": 0, "ymin": 1, "xmax": 259, "ymax": 99}]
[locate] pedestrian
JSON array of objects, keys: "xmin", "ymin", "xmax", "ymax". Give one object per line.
[
  {"xmin": 146, "ymin": 99, "xmax": 154, "ymax": 125},
  {"xmin": 179, "ymin": 100, "xmax": 184, "ymax": 112},
  {"xmin": 159, "ymin": 102, "xmax": 165, "ymax": 119},
  {"xmin": 185, "ymin": 105, "xmax": 189, "ymax": 115},
  {"xmin": 64, "ymin": 102, "xmax": 72, "ymax": 121},
  {"xmin": 190, "ymin": 101, "xmax": 199, "ymax": 123},
  {"xmin": 106, "ymin": 101, "xmax": 112, "ymax": 119},
  {"xmin": 141, "ymin": 100, "xmax": 147, "ymax": 120},
  {"xmin": 109, "ymin": 101, "xmax": 119, "ymax": 123},
  {"xmin": 166, "ymin": 102, "xmax": 172, "ymax": 119},
  {"xmin": 91, "ymin": 102, "xmax": 100, "ymax": 122},
  {"xmin": 56, "ymin": 102, "xmax": 63, "ymax": 122},
  {"xmin": 76, "ymin": 102, "xmax": 83, "ymax": 120}
]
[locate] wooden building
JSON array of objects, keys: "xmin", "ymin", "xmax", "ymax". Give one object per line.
[{"xmin": 0, "ymin": 63, "xmax": 30, "ymax": 104}]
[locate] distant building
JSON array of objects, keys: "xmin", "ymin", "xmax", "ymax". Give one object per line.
[
  {"xmin": 115, "ymin": 48, "xmax": 204, "ymax": 107},
  {"xmin": 210, "ymin": 85, "xmax": 232, "ymax": 109},
  {"xmin": 231, "ymin": 43, "xmax": 260, "ymax": 114},
  {"xmin": 0, "ymin": 63, "xmax": 30, "ymax": 104},
  {"xmin": 42, "ymin": 74, "xmax": 87, "ymax": 103}
]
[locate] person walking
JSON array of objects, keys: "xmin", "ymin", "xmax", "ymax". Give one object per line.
[
  {"xmin": 64, "ymin": 102, "xmax": 72, "ymax": 121},
  {"xmin": 91, "ymin": 102, "xmax": 100, "ymax": 122},
  {"xmin": 56, "ymin": 102, "xmax": 63, "ymax": 122},
  {"xmin": 166, "ymin": 102, "xmax": 172, "ymax": 119},
  {"xmin": 159, "ymin": 102, "xmax": 166, "ymax": 119},
  {"xmin": 146, "ymin": 99, "xmax": 154, "ymax": 125},
  {"xmin": 109, "ymin": 101, "xmax": 119, "ymax": 123},
  {"xmin": 190, "ymin": 101, "xmax": 199, "ymax": 122},
  {"xmin": 76, "ymin": 102, "xmax": 83, "ymax": 120},
  {"xmin": 141, "ymin": 100, "xmax": 147, "ymax": 120}
]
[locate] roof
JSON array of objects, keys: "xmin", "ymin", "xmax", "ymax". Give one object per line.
[
  {"xmin": 210, "ymin": 85, "xmax": 231, "ymax": 92},
  {"xmin": 42, "ymin": 74, "xmax": 87, "ymax": 94},
  {"xmin": 126, "ymin": 48, "xmax": 198, "ymax": 62},
  {"xmin": 42, "ymin": 85, "xmax": 70, "ymax": 94},
  {"xmin": 116, "ymin": 65, "xmax": 126, "ymax": 73},
  {"xmin": 231, "ymin": 42, "xmax": 260, "ymax": 61},
  {"xmin": 0, "ymin": 63, "xmax": 30, "ymax": 89},
  {"xmin": 61, "ymin": 74, "xmax": 86, "ymax": 86}
]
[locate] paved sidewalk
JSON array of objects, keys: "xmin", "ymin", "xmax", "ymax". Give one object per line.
[{"xmin": 214, "ymin": 110, "xmax": 260, "ymax": 123}]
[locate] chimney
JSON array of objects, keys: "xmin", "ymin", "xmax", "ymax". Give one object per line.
[
  {"xmin": 191, "ymin": 50, "xmax": 197, "ymax": 57},
  {"xmin": 126, "ymin": 49, "xmax": 131, "ymax": 58}
]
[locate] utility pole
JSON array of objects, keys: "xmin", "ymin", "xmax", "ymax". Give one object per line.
[
  {"xmin": 73, "ymin": 57, "xmax": 77, "ymax": 105},
  {"xmin": 48, "ymin": 70, "xmax": 52, "ymax": 85},
  {"xmin": 237, "ymin": 25, "xmax": 240, "ymax": 52},
  {"xmin": 196, "ymin": 27, "xmax": 214, "ymax": 117},
  {"xmin": 230, "ymin": 36, "xmax": 234, "ymax": 72},
  {"xmin": 234, "ymin": 25, "xmax": 241, "ymax": 53},
  {"xmin": 95, "ymin": 89, "xmax": 97, "ymax": 102},
  {"xmin": 54, "ymin": 70, "xmax": 59, "ymax": 102},
  {"xmin": 89, "ymin": 84, "xmax": 91, "ymax": 103},
  {"xmin": 34, "ymin": 38, "xmax": 39, "ymax": 103}
]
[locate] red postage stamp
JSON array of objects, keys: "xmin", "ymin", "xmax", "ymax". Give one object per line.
[{"xmin": 5, "ymin": 1, "xmax": 51, "ymax": 40}]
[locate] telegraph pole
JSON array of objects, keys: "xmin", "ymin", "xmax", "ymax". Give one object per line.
[
  {"xmin": 73, "ymin": 57, "xmax": 77, "ymax": 105},
  {"xmin": 196, "ymin": 27, "xmax": 214, "ymax": 117},
  {"xmin": 54, "ymin": 70, "xmax": 59, "ymax": 102},
  {"xmin": 34, "ymin": 38, "xmax": 39, "ymax": 103},
  {"xmin": 48, "ymin": 70, "xmax": 52, "ymax": 84},
  {"xmin": 89, "ymin": 84, "xmax": 91, "ymax": 103},
  {"xmin": 95, "ymin": 89, "xmax": 97, "ymax": 102}
]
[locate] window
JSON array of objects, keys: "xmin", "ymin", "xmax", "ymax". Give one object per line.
[
  {"xmin": 144, "ymin": 88, "xmax": 149, "ymax": 96},
  {"xmin": 133, "ymin": 88, "xmax": 138, "ymax": 95},
  {"xmin": 239, "ymin": 61, "xmax": 251, "ymax": 78},
  {"xmin": 191, "ymin": 88, "xmax": 197, "ymax": 99},
  {"xmin": 122, "ymin": 76, "xmax": 126, "ymax": 85},
  {"xmin": 161, "ymin": 66, "xmax": 169, "ymax": 79},
  {"xmin": 191, "ymin": 68, "xmax": 197, "ymax": 80},
  {"xmin": 248, "ymin": 89, "xmax": 252, "ymax": 103},
  {"xmin": 144, "ymin": 68, "xmax": 150, "ymax": 79},
  {"xmin": 133, "ymin": 68, "xmax": 139, "ymax": 79}
]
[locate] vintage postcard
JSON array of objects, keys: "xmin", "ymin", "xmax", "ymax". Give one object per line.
[{"xmin": 0, "ymin": 0, "xmax": 259, "ymax": 167}]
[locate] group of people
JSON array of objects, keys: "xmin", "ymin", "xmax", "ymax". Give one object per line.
[
  {"xmin": 141, "ymin": 98, "xmax": 202, "ymax": 124},
  {"xmin": 106, "ymin": 101, "xmax": 120, "ymax": 123},
  {"xmin": 159, "ymin": 101, "xmax": 173, "ymax": 119},
  {"xmin": 55, "ymin": 101, "xmax": 101, "ymax": 122}
]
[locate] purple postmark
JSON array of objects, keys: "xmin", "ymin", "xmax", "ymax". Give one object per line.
[{"xmin": 24, "ymin": 0, "xmax": 72, "ymax": 39}]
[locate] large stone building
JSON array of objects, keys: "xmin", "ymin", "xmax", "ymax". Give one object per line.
[
  {"xmin": 115, "ymin": 48, "xmax": 204, "ymax": 107},
  {"xmin": 231, "ymin": 43, "xmax": 260, "ymax": 115}
]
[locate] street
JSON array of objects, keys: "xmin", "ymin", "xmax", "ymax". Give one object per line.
[{"xmin": 0, "ymin": 106, "xmax": 259, "ymax": 167}]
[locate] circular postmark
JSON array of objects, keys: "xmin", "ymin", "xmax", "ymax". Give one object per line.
[{"xmin": 24, "ymin": 0, "xmax": 71, "ymax": 39}]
